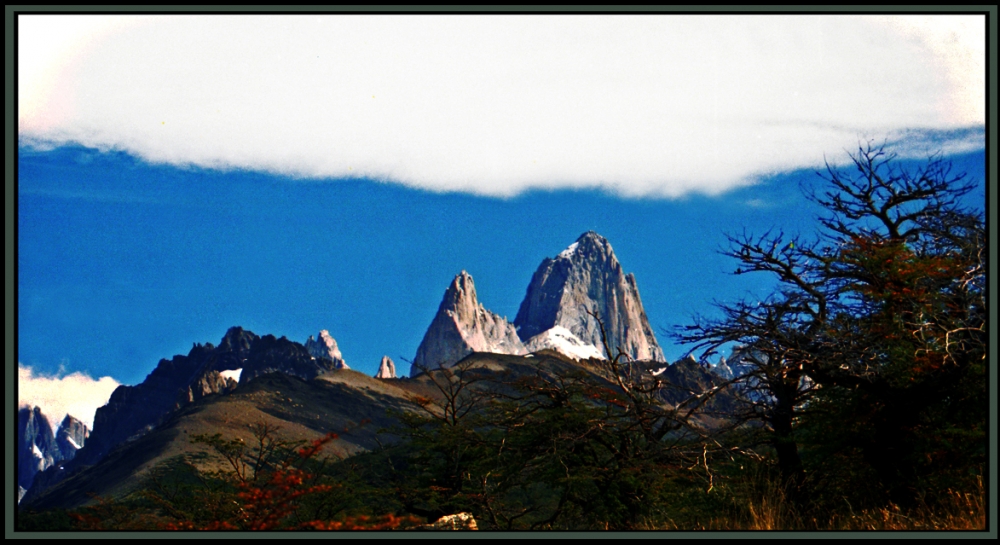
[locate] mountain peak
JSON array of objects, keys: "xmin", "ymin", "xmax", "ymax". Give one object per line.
[
  {"xmin": 59, "ymin": 414, "xmax": 83, "ymax": 428},
  {"xmin": 55, "ymin": 414, "xmax": 89, "ymax": 460},
  {"xmin": 305, "ymin": 330, "xmax": 348, "ymax": 369},
  {"xmin": 442, "ymin": 271, "xmax": 477, "ymax": 310},
  {"xmin": 577, "ymin": 230, "xmax": 607, "ymax": 244},
  {"xmin": 412, "ymin": 271, "xmax": 525, "ymax": 376},
  {"xmin": 374, "ymin": 355, "xmax": 397, "ymax": 379},
  {"xmin": 219, "ymin": 326, "xmax": 258, "ymax": 353},
  {"xmin": 18, "ymin": 406, "xmax": 60, "ymax": 498},
  {"xmin": 514, "ymin": 233, "xmax": 664, "ymax": 362},
  {"xmin": 557, "ymin": 231, "xmax": 614, "ymax": 261}
]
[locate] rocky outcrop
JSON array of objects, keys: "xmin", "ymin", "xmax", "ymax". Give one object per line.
[
  {"xmin": 18, "ymin": 408, "xmax": 92, "ymax": 503},
  {"xmin": 375, "ymin": 356, "xmax": 397, "ymax": 379},
  {"xmin": 514, "ymin": 231, "xmax": 665, "ymax": 362},
  {"xmin": 18, "ymin": 407, "xmax": 60, "ymax": 497},
  {"xmin": 305, "ymin": 330, "xmax": 349, "ymax": 370},
  {"xmin": 54, "ymin": 415, "xmax": 89, "ymax": 461},
  {"xmin": 178, "ymin": 369, "xmax": 238, "ymax": 405},
  {"xmin": 240, "ymin": 334, "xmax": 341, "ymax": 382},
  {"xmin": 711, "ymin": 355, "xmax": 734, "ymax": 380},
  {"xmin": 411, "ymin": 271, "xmax": 526, "ymax": 376},
  {"xmin": 653, "ymin": 357, "xmax": 737, "ymax": 413}
]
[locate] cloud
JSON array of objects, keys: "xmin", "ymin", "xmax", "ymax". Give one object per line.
[
  {"xmin": 886, "ymin": 126, "xmax": 987, "ymax": 158},
  {"xmin": 18, "ymin": 364, "xmax": 121, "ymax": 429},
  {"xmin": 743, "ymin": 198, "xmax": 772, "ymax": 209},
  {"xmin": 17, "ymin": 14, "xmax": 985, "ymax": 198}
]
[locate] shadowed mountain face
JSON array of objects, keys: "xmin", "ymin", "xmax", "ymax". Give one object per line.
[
  {"xmin": 73, "ymin": 336, "xmax": 239, "ymax": 470},
  {"xmin": 514, "ymin": 232, "xmax": 665, "ymax": 362},
  {"xmin": 20, "ymin": 368, "xmax": 424, "ymax": 513},
  {"xmin": 20, "ymin": 326, "xmax": 345, "ymax": 505},
  {"xmin": 55, "ymin": 415, "xmax": 90, "ymax": 462},
  {"xmin": 18, "ymin": 407, "xmax": 90, "ymax": 502},
  {"xmin": 18, "ymin": 407, "xmax": 59, "ymax": 497}
]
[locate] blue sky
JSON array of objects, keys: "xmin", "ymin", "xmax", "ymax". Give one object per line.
[
  {"xmin": 15, "ymin": 14, "xmax": 987, "ymax": 426},
  {"xmin": 18, "ymin": 144, "xmax": 986, "ymax": 385}
]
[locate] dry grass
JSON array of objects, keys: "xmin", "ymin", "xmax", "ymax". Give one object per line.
[
  {"xmin": 826, "ymin": 480, "xmax": 986, "ymax": 531},
  {"xmin": 648, "ymin": 474, "xmax": 986, "ymax": 531},
  {"xmin": 711, "ymin": 475, "xmax": 986, "ymax": 531}
]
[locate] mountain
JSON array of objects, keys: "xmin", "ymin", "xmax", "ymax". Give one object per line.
[
  {"xmin": 375, "ymin": 355, "xmax": 397, "ymax": 379},
  {"xmin": 14, "ymin": 350, "xmax": 594, "ymax": 512},
  {"xmin": 409, "ymin": 233, "xmax": 665, "ymax": 370},
  {"xmin": 514, "ymin": 231, "xmax": 665, "ymax": 362},
  {"xmin": 646, "ymin": 356, "xmax": 739, "ymax": 416},
  {"xmin": 410, "ymin": 271, "xmax": 526, "ymax": 376},
  {"xmin": 17, "ymin": 407, "xmax": 91, "ymax": 503},
  {"xmin": 305, "ymin": 330, "xmax": 349, "ymax": 370},
  {"xmin": 711, "ymin": 355, "xmax": 734, "ymax": 380},
  {"xmin": 19, "ymin": 367, "xmax": 426, "ymax": 512},
  {"xmin": 19, "ymin": 347, "xmax": 736, "ymax": 515},
  {"xmin": 21, "ymin": 326, "xmax": 343, "ymax": 505},
  {"xmin": 18, "ymin": 406, "xmax": 60, "ymax": 500},
  {"xmin": 54, "ymin": 415, "xmax": 90, "ymax": 462},
  {"xmin": 84, "ymin": 326, "xmax": 345, "ymax": 465},
  {"xmin": 72, "ymin": 339, "xmax": 233, "ymax": 470},
  {"xmin": 19, "ymin": 234, "xmax": 679, "ymax": 511}
]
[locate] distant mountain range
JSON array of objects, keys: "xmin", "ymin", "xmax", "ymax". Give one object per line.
[{"xmin": 18, "ymin": 232, "xmax": 738, "ymax": 512}]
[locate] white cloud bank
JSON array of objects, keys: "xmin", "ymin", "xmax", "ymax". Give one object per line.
[
  {"xmin": 18, "ymin": 14, "xmax": 985, "ymax": 197},
  {"xmin": 18, "ymin": 364, "xmax": 121, "ymax": 429}
]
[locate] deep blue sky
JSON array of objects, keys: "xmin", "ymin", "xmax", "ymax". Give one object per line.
[{"xmin": 17, "ymin": 145, "xmax": 985, "ymax": 384}]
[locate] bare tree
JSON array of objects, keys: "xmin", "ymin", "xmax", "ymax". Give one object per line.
[{"xmin": 676, "ymin": 140, "xmax": 985, "ymax": 504}]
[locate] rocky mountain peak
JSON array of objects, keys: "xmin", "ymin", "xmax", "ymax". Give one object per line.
[
  {"xmin": 18, "ymin": 406, "xmax": 60, "ymax": 500},
  {"xmin": 440, "ymin": 271, "xmax": 478, "ymax": 319},
  {"xmin": 514, "ymin": 232, "xmax": 664, "ymax": 362},
  {"xmin": 218, "ymin": 326, "xmax": 258, "ymax": 353},
  {"xmin": 305, "ymin": 330, "xmax": 348, "ymax": 369},
  {"xmin": 411, "ymin": 271, "xmax": 526, "ymax": 376},
  {"xmin": 55, "ymin": 415, "xmax": 89, "ymax": 461},
  {"xmin": 558, "ymin": 231, "xmax": 616, "ymax": 262},
  {"xmin": 375, "ymin": 355, "xmax": 397, "ymax": 379}
]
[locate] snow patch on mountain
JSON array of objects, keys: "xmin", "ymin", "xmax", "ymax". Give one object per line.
[
  {"xmin": 525, "ymin": 326, "xmax": 604, "ymax": 361},
  {"xmin": 558, "ymin": 241, "xmax": 579, "ymax": 259},
  {"xmin": 219, "ymin": 368, "xmax": 243, "ymax": 383}
]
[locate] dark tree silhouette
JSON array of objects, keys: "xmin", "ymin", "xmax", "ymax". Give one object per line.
[{"xmin": 676, "ymin": 141, "xmax": 985, "ymax": 506}]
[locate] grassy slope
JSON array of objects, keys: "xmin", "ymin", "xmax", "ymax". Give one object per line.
[{"xmin": 22, "ymin": 350, "xmax": 708, "ymax": 513}]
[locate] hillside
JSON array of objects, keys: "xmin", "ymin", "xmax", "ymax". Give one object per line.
[{"xmin": 21, "ymin": 348, "xmax": 727, "ymax": 514}]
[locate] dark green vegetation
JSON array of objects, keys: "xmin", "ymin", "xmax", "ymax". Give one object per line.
[
  {"xmin": 17, "ymin": 144, "xmax": 986, "ymax": 531},
  {"xmin": 676, "ymin": 142, "xmax": 986, "ymax": 522}
]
